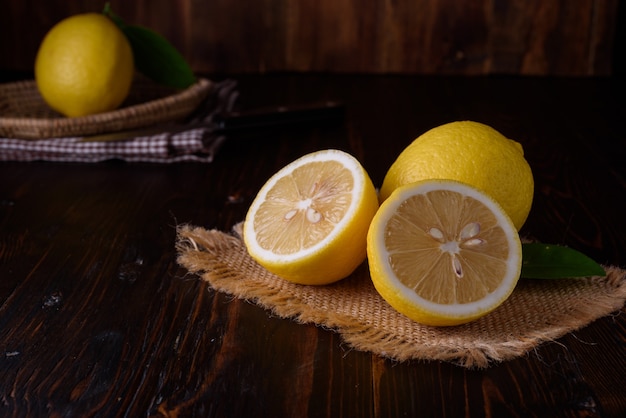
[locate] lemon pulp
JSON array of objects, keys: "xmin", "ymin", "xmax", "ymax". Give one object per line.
[
  {"xmin": 367, "ymin": 179, "xmax": 522, "ymax": 326},
  {"xmin": 244, "ymin": 149, "xmax": 379, "ymax": 285},
  {"xmin": 254, "ymin": 160, "xmax": 354, "ymax": 256}
]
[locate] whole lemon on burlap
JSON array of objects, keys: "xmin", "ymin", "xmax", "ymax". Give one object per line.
[
  {"xmin": 379, "ymin": 121, "xmax": 534, "ymax": 230},
  {"xmin": 35, "ymin": 13, "xmax": 134, "ymax": 117}
]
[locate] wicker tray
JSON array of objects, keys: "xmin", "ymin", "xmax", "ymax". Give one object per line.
[{"xmin": 0, "ymin": 77, "xmax": 213, "ymax": 139}]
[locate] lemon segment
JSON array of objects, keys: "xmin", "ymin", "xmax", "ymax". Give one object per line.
[
  {"xmin": 244, "ymin": 149, "xmax": 379, "ymax": 285},
  {"xmin": 379, "ymin": 121, "xmax": 534, "ymax": 230},
  {"xmin": 35, "ymin": 13, "xmax": 134, "ymax": 117},
  {"xmin": 367, "ymin": 179, "xmax": 522, "ymax": 326}
]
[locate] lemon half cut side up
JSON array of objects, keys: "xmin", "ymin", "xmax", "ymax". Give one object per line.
[
  {"xmin": 367, "ymin": 179, "xmax": 522, "ymax": 326},
  {"xmin": 243, "ymin": 149, "xmax": 379, "ymax": 285}
]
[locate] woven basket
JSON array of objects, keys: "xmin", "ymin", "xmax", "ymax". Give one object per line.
[{"xmin": 0, "ymin": 77, "xmax": 213, "ymax": 139}]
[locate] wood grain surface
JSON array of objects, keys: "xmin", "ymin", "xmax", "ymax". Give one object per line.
[
  {"xmin": 0, "ymin": 0, "xmax": 619, "ymax": 75},
  {"xmin": 1, "ymin": 74, "xmax": 625, "ymax": 417}
]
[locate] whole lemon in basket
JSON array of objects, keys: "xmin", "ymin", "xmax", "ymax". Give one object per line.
[
  {"xmin": 379, "ymin": 121, "xmax": 534, "ymax": 230},
  {"xmin": 34, "ymin": 13, "xmax": 134, "ymax": 117}
]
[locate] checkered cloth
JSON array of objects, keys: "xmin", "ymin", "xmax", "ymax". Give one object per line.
[
  {"xmin": 0, "ymin": 80, "xmax": 238, "ymax": 164},
  {"xmin": 0, "ymin": 129, "xmax": 225, "ymax": 163}
]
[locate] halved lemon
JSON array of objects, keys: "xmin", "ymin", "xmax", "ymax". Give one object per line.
[
  {"xmin": 243, "ymin": 149, "xmax": 379, "ymax": 285},
  {"xmin": 367, "ymin": 179, "xmax": 522, "ymax": 326}
]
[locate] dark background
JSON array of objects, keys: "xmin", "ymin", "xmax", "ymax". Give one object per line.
[{"xmin": 0, "ymin": 0, "xmax": 624, "ymax": 77}]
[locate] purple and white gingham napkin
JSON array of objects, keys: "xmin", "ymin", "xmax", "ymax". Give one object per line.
[
  {"xmin": 0, "ymin": 129, "xmax": 225, "ymax": 163},
  {"xmin": 0, "ymin": 79, "xmax": 238, "ymax": 164}
]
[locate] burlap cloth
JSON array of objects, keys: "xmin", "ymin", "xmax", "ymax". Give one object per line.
[{"xmin": 176, "ymin": 223, "xmax": 626, "ymax": 369}]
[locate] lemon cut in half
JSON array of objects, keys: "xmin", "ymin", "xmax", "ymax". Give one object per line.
[
  {"xmin": 367, "ymin": 179, "xmax": 522, "ymax": 326},
  {"xmin": 243, "ymin": 149, "xmax": 379, "ymax": 285}
]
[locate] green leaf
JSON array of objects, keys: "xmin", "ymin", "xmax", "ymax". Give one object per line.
[
  {"xmin": 521, "ymin": 243, "xmax": 606, "ymax": 279},
  {"xmin": 122, "ymin": 25, "xmax": 196, "ymax": 88},
  {"xmin": 103, "ymin": 3, "xmax": 196, "ymax": 89}
]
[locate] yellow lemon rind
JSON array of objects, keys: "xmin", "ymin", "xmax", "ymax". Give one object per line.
[
  {"xmin": 244, "ymin": 149, "xmax": 379, "ymax": 285},
  {"xmin": 34, "ymin": 13, "xmax": 134, "ymax": 118},
  {"xmin": 367, "ymin": 179, "xmax": 522, "ymax": 326},
  {"xmin": 378, "ymin": 121, "xmax": 534, "ymax": 230}
]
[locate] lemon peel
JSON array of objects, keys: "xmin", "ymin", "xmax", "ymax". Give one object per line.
[
  {"xmin": 243, "ymin": 149, "xmax": 379, "ymax": 285},
  {"xmin": 35, "ymin": 13, "xmax": 134, "ymax": 117},
  {"xmin": 367, "ymin": 179, "xmax": 522, "ymax": 326},
  {"xmin": 380, "ymin": 121, "xmax": 534, "ymax": 230}
]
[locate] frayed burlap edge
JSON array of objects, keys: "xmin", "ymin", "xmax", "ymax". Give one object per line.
[{"xmin": 175, "ymin": 223, "xmax": 626, "ymax": 369}]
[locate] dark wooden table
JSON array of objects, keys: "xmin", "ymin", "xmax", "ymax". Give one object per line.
[{"xmin": 1, "ymin": 74, "xmax": 625, "ymax": 417}]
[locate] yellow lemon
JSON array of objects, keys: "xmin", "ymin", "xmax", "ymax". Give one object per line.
[
  {"xmin": 379, "ymin": 121, "xmax": 534, "ymax": 230},
  {"xmin": 35, "ymin": 13, "xmax": 134, "ymax": 117},
  {"xmin": 367, "ymin": 179, "xmax": 522, "ymax": 326},
  {"xmin": 243, "ymin": 149, "xmax": 379, "ymax": 285}
]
